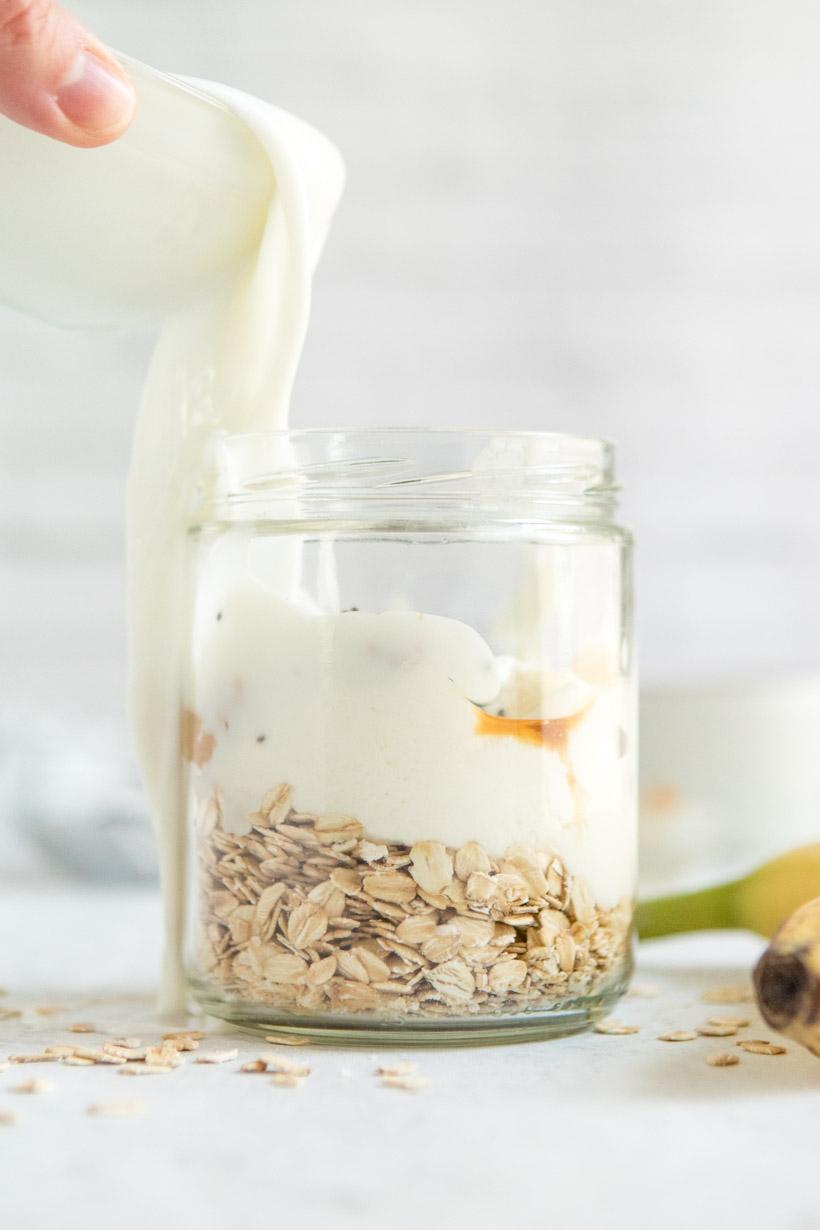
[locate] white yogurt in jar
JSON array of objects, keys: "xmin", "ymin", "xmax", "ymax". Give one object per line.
[{"xmin": 188, "ymin": 581, "xmax": 635, "ymax": 909}]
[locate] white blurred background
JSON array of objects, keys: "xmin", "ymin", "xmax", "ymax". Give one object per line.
[{"xmin": 2, "ymin": 1, "xmax": 820, "ymax": 884}]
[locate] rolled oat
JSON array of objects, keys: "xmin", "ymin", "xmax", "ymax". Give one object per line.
[
  {"xmin": 87, "ymin": 1100, "xmax": 145, "ymax": 1117},
  {"xmin": 380, "ymin": 1075, "xmax": 430, "ymax": 1091},
  {"xmin": 12, "ymin": 1079, "xmax": 54, "ymax": 1094},
  {"xmin": 593, "ymin": 1019, "xmax": 638, "ymax": 1036},
  {"xmin": 706, "ymin": 1052, "xmax": 740, "ymax": 1067},
  {"xmin": 736, "ymin": 1039, "xmax": 787, "ymax": 1056},
  {"xmin": 193, "ymin": 784, "xmax": 631, "ymax": 1021}
]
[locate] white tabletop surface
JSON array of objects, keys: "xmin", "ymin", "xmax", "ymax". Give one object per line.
[{"xmin": 1, "ymin": 885, "xmax": 818, "ymax": 1230}]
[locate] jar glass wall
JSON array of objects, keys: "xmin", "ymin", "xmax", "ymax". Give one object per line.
[{"xmin": 182, "ymin": 430, "xmax": 636, "ymax": 1044}]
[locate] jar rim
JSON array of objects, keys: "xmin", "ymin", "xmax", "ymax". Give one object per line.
[{"xmin": 201, "ymin": 428, "xmax": 620, "ymax": 527}]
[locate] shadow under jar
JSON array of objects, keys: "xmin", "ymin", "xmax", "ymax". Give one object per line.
[{"xmin": 182, "ymin": 429, "xmax": 636, "ymax": 1045}]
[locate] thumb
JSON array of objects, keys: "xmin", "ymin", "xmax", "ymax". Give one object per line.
[{"xmin": 0, "ymin": 0, "xmax": 135, "ymax": 147}]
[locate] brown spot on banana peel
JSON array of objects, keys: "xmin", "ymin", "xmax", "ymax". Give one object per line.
[{"xmin": 754, "ymin": 949, "xmax": 810, "ymax": 1029}]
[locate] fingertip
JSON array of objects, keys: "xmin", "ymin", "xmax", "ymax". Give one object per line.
[
  {"xmin": 0, "ymin": 1, "xmax": 136, "ymax": 147},
  {"xmin": 55, "ymin": 48, "xmax": 136, "ymax": 146}
]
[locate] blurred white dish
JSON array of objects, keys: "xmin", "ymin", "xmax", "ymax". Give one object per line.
[{"xmin": 639, "ymin": 674, "xmax": 820, "ymax": 896}]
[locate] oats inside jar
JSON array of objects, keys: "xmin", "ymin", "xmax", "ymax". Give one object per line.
[{"xmin": 191, "ymin": 783, "xmax": 632, "ymax": 1022}]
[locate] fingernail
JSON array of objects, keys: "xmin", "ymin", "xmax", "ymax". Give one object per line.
[{"xmin": 56, "ymin": 51, "xmax": 135, "ymax": 133}]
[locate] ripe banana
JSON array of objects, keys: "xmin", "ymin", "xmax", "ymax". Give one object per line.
[
  {"xmin": 754, "ymin": 897, "xmax": 820, "ymax": 1057},
  {"xmin": 636, "ymin": 843, "xmax": 820, "ymax": 939}
]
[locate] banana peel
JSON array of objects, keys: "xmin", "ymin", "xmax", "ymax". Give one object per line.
[
  {"xmin": 754, "ymin": 898, "xmax": 820, "ymax": 1057},
  {"xmin": 637, "ymin": 844, "xmax": 820, "ymax": 1056},
  {"xmin": 636, "ymin": 843, "xmax": 820, "ymax": 940}
]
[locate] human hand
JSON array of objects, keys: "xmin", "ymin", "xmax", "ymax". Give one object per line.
[{"xmin": 0, "ymin": 0, "xmax": 135, "ymax": 147}]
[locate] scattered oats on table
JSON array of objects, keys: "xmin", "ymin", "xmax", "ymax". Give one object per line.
[
  {"xmin": 737, "ymin": 1039, "xmax": 787, "ymax": 1056},
  {"xmin": 271, "ymin": 1073, "xmax": 304, "ymax": 1088},
  {"xmin": 0, "ymin": 1008, "xmax": 22, "ymax": 1021},
  {"xmin": 87, "ymin": 1100, "xmax": 145, "ymax": 1117},
  {"xmin": 707, "ymin": 1052, "xmax": 740, "ymax": 1067},
  {"xmin": 264, "ymin": 1035, "xmax": 308, "ymax": 1047},
  {"xmin": 69, "ymin": 1023, "xmax": 96, "ymax": 1034},
  {"xmin": 35, "ymin": 1005, "xmax": 69, "ymax": 1017},
  {"xmin": 268, "ymin": 1052, "xmax": 312, "ymax": 1072},
  {"xmin": 0, "ymin": 1110, "xmax": 18, "ymax": 1125},
  {"xmin": 626, "ymin": 983, "xmax": 660, "ymax": 999},
  {"xmin": 118, "ymin": 1065, "xmax": 174, "ymax": 1076},
  {"xmin": 375, "ymin": 1062, "xmax": 417, "ymax": 1077},
  {"xmin": 161, "ymin": 1034, "xmax": 201, "ymax": 1052},
  {"xmin": 594, "ymin": 1019, "xmax": 639, "ymax": 1036},
  {"xmin": 701, "ymin": 984, "xmax": 754, "ymax": 1005},
  {"xmin": 144, "ymin": 1045, "xmax": 184, "ymax": 1068},
  {"xmin": 240, "ymin": 1059, "xmax": 269, "ymax": 1073},
  {"xmin": 268, "ymin": 1058, "xmax": 310, "ymax": 1076},
  {"xmin": 697, "ymin": 1023, "xmax": 739, "ymax": 1038},
  {"xmin": 194, "ymin": 1048, "xmax": 239, "ymax": 1064},
  {"xmin": 657, "ymin": 1030, "xmax": 698, "ymax": 1043},
  {"xmin": 71, "ymin": 1047, "xmax": 122, "ymax": 1064},
  {"xmin": 12, "ymin": 1079, "xmax": 54, "ymax": 1094},
  {"xmin": 707, "ymin": 1016, "xmax": 751, "ymax": 1029},
  {"xmin": 103, "ymin": 1044, "xmax": 147, "ymax": 1061},
  {"xmin": 380, "ymin": 1075, "xmax": 430, "ymax": 1091},
  {"xmin": 62, "ymin": 1057, "xmax": 95, "ymax": 1067},
  {"xmin": 9, "ymin": 1053, "xmax": 56, "ymax": 1064}
]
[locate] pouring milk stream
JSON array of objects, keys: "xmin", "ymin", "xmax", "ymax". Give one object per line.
[
  {"xmin": 0, "ymin": 57, "xmax": 633, "ymax": 1014},
  {"xmin": 0, "ymin": 59, "xmax": 345, "ymax": 1008}
]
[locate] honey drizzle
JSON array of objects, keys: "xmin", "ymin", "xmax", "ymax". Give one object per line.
[
  {"xmin": 473, "ymin": 706, "xmax": 586, "ymax": 755},
  {"xmin": 473, "ymin": 705, "xmax": 588, "ymax": 821}
]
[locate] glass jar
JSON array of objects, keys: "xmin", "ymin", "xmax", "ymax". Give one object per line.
[{"xmin": 182, "ymin": 429, "xmax": 636, "ymax": 1043}]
